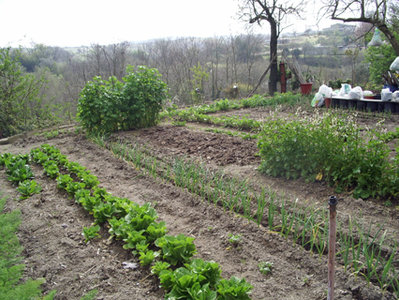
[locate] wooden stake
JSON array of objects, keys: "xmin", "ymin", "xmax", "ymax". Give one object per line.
[{"xmin": 328, "ymin": 196, "xmax": 338, "ymax": 300}]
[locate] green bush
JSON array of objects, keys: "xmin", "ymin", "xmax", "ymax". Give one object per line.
[
  {"xmin": 0, "ymin": 48, "xmax": 53, "ymax": 138},
  {"xmin": 77, "ymin": 76, "xmax": 123, "ymax": 134},
  {"xmin": 77, "ymin": 65, "xmax": 168, "ymax": 135},
  {"xmin": 257, "ymin": 112, "xmax": 398, "ymax": 200}
]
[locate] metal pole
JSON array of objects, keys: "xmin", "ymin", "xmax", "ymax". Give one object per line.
[{"xmin": 328, "ymin": 196, "xmax": 338, "ymax": 300}]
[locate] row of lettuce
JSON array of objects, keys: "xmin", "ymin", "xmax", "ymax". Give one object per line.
[{"xmin": 0, "ymin": 145, "xmax": 252, "ymax": 300}]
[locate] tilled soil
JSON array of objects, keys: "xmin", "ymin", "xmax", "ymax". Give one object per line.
[{"xmin": 0, "ymin": 122, "xmax": 398, "ymax": 299}]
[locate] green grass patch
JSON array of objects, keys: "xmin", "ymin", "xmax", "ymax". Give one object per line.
[{"xmin": 0, "ymin": 194, "xmax": 56, "ymax": 299}]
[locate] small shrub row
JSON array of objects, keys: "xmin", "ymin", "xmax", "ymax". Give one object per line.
[{"xmin": 31, "ymin": 144, "xmax": 253, "ymax": 299}]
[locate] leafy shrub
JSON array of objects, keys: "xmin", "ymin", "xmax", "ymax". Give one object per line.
[
  {"xmin": 77, "ymin": 76, "xmax": 123, "ymax": 134},
  {"xmin": 0, "ymin": 48, "xmax": 54, "ymax": 138},
  {"xmin": 77, "ymin": 65, "xmax": 168, "ymax": 134}
]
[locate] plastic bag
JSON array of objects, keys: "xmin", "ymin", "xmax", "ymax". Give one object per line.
[
  {"xmin": 339, "ymin": 83, "xmax": 352, "ymax": 96},
  {"xmin": 348, "ymin": 86, "xmax": 363, "ymax": 100},
  {"xmin": 392, "ymin": 91, "xmax": 399, "ymax": 102},
  {"xmin": 368, "ymin": 28, "xmax": 383, "ymax": 47},
  {"xmin": 311, "ymin": 92, "xmax": 324, "ymax": 107},
  {"xmin": 390, "ymin": 57, "xmax": 399, "ymax": 72},
  {"xmin": 381, "ymin": 88, "xmax": 392, "ymax": 101},
  {"xmin": 363, "ymin": 90, "xmax": 373, "ymax": 97},
  {"xmin": 318, "ymin": 84, "xmax": 333, "ymax": 98}
]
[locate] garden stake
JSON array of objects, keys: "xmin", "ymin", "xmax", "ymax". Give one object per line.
[{"xmin": 328, "ymin": 196, "xmax": 338, "ymax": 300}]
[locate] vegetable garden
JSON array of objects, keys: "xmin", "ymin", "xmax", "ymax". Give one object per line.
[{"xmin": 1, "ymin": 91, "xmax": 399, "ymax": 299}]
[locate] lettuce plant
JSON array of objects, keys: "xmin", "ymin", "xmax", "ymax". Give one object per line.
[
  {"xmin": 155, "ymin": 234, "xmax": 196, "ymax": 266},
  {"xmin": 17, "ymin": 180, "xmax": 42, "ymax": 200}
]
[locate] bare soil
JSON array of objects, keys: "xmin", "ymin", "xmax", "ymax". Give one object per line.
[{"xmin": 1, "ymin": 107, "xmax": 398, "ymax": 299}]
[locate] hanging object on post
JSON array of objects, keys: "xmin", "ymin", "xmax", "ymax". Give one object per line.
[{"xmin": 368, "ymin": 28, "xmax": 383, "ymax": 47}]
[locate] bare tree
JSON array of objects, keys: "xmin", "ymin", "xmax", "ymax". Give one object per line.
[
  {"xmin": 322, "ymin": 0, "xmax": 399, "ymax": 55},
  {"xmin": 239, "ymin": 0, "xmax": 305, "ymax": 95}
]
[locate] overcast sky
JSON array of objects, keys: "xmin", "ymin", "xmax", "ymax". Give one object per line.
[{"xmin": 0, "ymin": 0, "xmax": 337, "ymax": 48}]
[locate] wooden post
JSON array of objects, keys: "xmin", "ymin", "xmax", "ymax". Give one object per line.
[
  {"xmin": 328, "ymin": 196, "xmax": 338, "ymax": 300},
  {"xmin": 280, "ymin": 62, "xmax": 286, "ymax": 93}
]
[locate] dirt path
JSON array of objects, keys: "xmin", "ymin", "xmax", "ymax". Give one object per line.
[{"xmin": 1, "ymin": 132, "xmax": 395, "ymax": 299}]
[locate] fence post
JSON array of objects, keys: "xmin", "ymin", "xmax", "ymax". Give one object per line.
[{"xmin": 328, "ymin": 196, "xmax": 338, "ymax": 300}]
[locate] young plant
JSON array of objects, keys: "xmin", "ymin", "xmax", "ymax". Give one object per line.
[
  {"xmin": 43, "ymin": 160, "xmax": 60, "ymax": 179},
  {"xmin": 216, "ymin": 276, "xmax": 252, "ymax": 300},
  {"xmin": 82, "ymin": 225, "xmax": 101, "ymax": 243},
  {"xmin": 155, "ymin": 234, "xmax": 197, "ymax": 266},
  {"xmin": 151, "ymin": 261, "xmax": 171, "ymax": 276},
  {"xmin": 17, "ymin": 180, "xmax": 42, "ymax": 200},
  {"xmin": 139, "ymin": 249, "xmax": 159, "ymax": 266},
  {"xmin": 258, "ymin": 261, "xmax": 273, "ymax": 275},
  {"xmin": 5, "ymin": 158, "xmax": 34, "ymax": 184},
  {"xmin": 227, "ymin": 233, "xmax": 241, "ymax": 246}
]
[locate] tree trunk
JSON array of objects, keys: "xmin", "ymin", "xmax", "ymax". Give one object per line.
[
  {"xmin": 377, "ymin": 23, "xmax": 399, "ymax": 56},
  {"xmin": 269, "ymin": 22, "xmax": 278, "ymax": 95}
]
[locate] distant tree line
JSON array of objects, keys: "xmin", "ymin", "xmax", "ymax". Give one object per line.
[{"xmin": 4, "ymin": 19, "xmax": 397, "ymax": 138}]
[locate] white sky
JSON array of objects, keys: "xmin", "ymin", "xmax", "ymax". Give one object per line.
[{"xmin": 0, "ymin": 0, "xmax": 337, "ymax": 47}]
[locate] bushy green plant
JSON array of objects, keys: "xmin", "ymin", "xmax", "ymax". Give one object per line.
[
  {"xmin": 138, "ymin": 249, "xmax": 159, "ymax": 266},
  {"xmin": 257, "ymin": 112, "xmax": 397, "ymax": 199},
  {"xmin": 77, "ymin": 65, "xmax": 168, "ymax": 135},
  {"xmin": 121, "ymin": 65, "xmax": 168, "ymax": 129},
  {"xmin": 365, "ymin": 41, "xmax": 396, "ymax": 86},
  {"xmin": 0, "ymin": 48, "xmax": 54, "ymax": 138},
  {"xmin": 77, "ymin": 76, "xmax": 123, "ymax": 134},
  {"xmin": 185, "ymin": 259, "xmax": 222, "ymax": 289}
]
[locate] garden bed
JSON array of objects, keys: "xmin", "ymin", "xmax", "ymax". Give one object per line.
[{"xmin": 1, "ymin": 104, "xmax": 398, "ymax": 299}]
